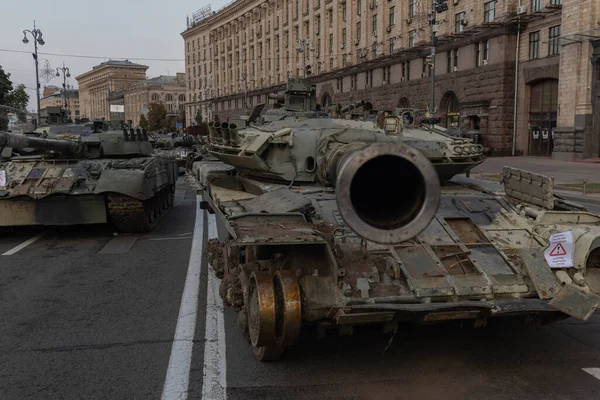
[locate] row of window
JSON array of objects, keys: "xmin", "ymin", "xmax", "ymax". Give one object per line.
[{"xmin": 529, "ymin": 25, "xmax": 561, "ymax": 60}]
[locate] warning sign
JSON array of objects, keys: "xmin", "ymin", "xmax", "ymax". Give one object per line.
[
  {"xmin": 0, "ymin": 170, "xmax": 6, "ymax": 187},
  {"xmin": 544, "ymin": 231, "xmax": 574, "ymax": 268}
]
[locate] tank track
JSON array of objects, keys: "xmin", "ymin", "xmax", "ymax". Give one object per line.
[{"xmin": 107, "ymin": 184, "xmax": 175, "ymax": 233}]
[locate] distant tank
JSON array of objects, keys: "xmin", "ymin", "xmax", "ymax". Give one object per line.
[
  {"xmin": 0, "ymin": 128, "xmax": 178, "ymax": 232},
  {"xmin": 153, "ymin": 134, "xmax": 198, "ymax": 174},
  {"xmin": 194, "ymin": 78, "xmax": 600, "ymax": 362}
]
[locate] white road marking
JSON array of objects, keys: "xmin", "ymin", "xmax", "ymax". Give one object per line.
[
  {"xmin": 2, "ymin": 232, "xmax": 46, "ymax": 256},
  {"xmin": 582, "ymin": 367, "xmax": 600, "ymax": 380},
  {"xmin": 161, "ymin": 196, "xmax": 205, "ymax": 400},
  {"xmin": 201, "ymin": 212, "xmax": 227, "ymax": 400}
]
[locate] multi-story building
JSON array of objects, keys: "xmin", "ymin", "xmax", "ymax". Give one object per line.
[
  {"xmin": 76, "ymin": 60, "xmax": 148, "ymax": 121},
  {"xmin": 123, "ymin": 73, "xmax": 187, "ymax": 127},
  {"xmin": 181, "ymin": 0, "xmax": 600, "ymax": 159},
  {"xmin": 39, "ymin": 88, "xmax": 80, "ymax": 123}
]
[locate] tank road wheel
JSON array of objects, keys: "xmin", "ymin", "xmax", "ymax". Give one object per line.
[
  {"xmin": 273, "ymin": 270, "xmax": 302, "ymax": 347},
  {"xmin": 247, "ymin": 271, "xmax": 282, "ymax": 361}
]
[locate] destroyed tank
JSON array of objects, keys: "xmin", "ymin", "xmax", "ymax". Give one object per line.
[
  {"xmin": 153, "ymin": 134, "xmax": 198, "ymax": 174},
  {"xmin": 195, "ymin": 78, "xmax": 600, "ymax": 361},
  {"xmin": 0, "ymin": 128, "xmax": 178, "ymax": 232}
]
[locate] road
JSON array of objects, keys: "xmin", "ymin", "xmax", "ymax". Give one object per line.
[{"xmin": 1, "ymin": 180, "xmax": 600, "ymax": 400}]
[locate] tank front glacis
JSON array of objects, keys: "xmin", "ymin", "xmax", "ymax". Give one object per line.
[
  {"xmin": 0, "ymin": 128, "xmax": 178, "ymax": 232},
  {"xmin": 192, "ymin": 78, "xmax": 600, "ymax": 362}
]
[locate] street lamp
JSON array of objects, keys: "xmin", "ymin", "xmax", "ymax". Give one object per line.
[
  {"xmin": 56, "ymin": 62, "xmax": 71, "ymax": 122},
  {"xmin": 22, "ymin": 21, "xmax": 45, "ymax": 128},
  {"xmin": 240, "ymin": 72, "xmax": 250, "ymax": 111}
]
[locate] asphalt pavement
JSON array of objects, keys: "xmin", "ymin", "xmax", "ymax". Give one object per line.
[{"xmin": 1, "ymin": 180, "xmax": 600, "ymax": 400}]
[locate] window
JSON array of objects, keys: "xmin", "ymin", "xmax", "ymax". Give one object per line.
[
  {"xmin": 476, "ymin": 40, "xmax": 489, "ymax": 66},
  {"xmin": 389, "ymin": 6, "xmax": 395, "ymax": 26},
  {"xmin": 329, "ymin": 9, "xmax": 333, "ymax": 27},
  {"xmin": 389, "ymin": 37, "xmax": 396, "ymax": 53},
  {"xmin": 529, "ymin": 31, "xmax": 540, "ymax": 59},
  {"xmin": 549, "ymin": 0, "xmax": 562, "ymax": 4},
  {"xmin": 447, "ymin": 50, "xmax": 452, "ymax": 73},
  {"xmin": 329, "ymin": 57, "xmax": 334, "ymax": 70},
  {"xmin": 357, "ymin": 0, "xmax": 361, "ymax": 16},
  {"xmin": 453, "ymin": 48, "xmax": 459, "ymax": 69},
  {"xmin": 329, "ymin": 33, "xmax": 334, "ymax": 55},
  {"xmin": 549, "ymin": 25, "xmax": 560, "ymax": 56},
  {"xmin": 316, "ymin": 15, "xmax": 321, "ymax": 33},
  {"xmin": 455, "ymin": 12, "xmax": 465, "ymax": 33},
  {"xmin": 531, "ymin": 0, "xmax": 542, "ymax": 12},
  {"xmin": 342, "ymin": 28, "xmax": 347, "ymax": 45},
  {"xmin": 372, "ymin": 14, "xmax": 377, "ymax": 34},
  {"xmin": 342, "ymin": 2, "xmax": 347, "ymax": 21},
  {"xmin": 409, "ymin": 0, "xmax": 416, "ymax": 18},
  {"xmin": 484, "ymin": 1, "xmax": 495, "ymax": 23},
  {"xmin": 357, "ymin": 22, "xmax": 361, "ymax": 40},
  {"xmin": 409, "ymin": 30, "xmax": 415, "ymax": 47}
]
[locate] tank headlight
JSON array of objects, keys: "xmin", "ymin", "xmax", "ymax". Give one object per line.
[{"xmin": 453, "ymin": 146, "xmax": 463, "ymax": 154}]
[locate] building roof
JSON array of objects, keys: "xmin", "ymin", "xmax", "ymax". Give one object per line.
[
  {"xmin": 41, "ymin": 89, "xmax": 79, "ymax": 100},
  {"xmin": 92, "ymin": 59, "xmax": 148, "ymax": 70}
]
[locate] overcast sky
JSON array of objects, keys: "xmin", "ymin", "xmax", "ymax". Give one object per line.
[{"xmin": 1, "ymin": 0, "xmax": 230, "ymax": 111}]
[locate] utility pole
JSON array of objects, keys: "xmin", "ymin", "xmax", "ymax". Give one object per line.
[
  {"xmin": 22, "ymin": 21, "xmax": 45, "ymax": 128},
  {"xmin": 56, "ymin": 62, "xmax": 71, "ymax": 122},
  {"xmin": 429, "ymin": 0, "xmax": 448, "ymax": 130}
]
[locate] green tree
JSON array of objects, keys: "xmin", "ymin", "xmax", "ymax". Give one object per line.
[
  {"xmin": 194, "ymin": 109, "xmax": 203, "ymax": 125},
  {"xmin": 0, "ymin": 65, "xmax": 14, "ymax": 131},
  {"xmin": 7, "ymin": 84, "xmax": 29, "ymax": 122},
  {"xmin": 147, "ymin": 102, "xmax": 166, "ymax": 131},
  {"xmin": 139, "ymin": 114, "xmax": 148, "ymax": 129}
]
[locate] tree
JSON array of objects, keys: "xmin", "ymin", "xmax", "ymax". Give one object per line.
[
  {"xmin": 147, "ymin": 102, "xmax": 166, "ymax": 131},
  {"xmin": 139, "ymin": 114, "xmax": 148, "ymax": 129},
  {"xmin": 7, "ymin": 84, "xmax": 29, "ymax": 122},
  {"xmin": 0, "ymin": 65, "xmax": 14, "ymax": 131},
  {"xmin": 195, "ymin": 109, "xmax": 203, "ymax": 125}
]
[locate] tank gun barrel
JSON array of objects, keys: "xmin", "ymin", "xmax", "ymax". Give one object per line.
[
  {"xmin": 268, "ymin": 93, "xmax": 285, "ymax": 102},
  {"xmin": 0, "ymin": 131, "xmax": 82, "ymax": 155},
  {"xmin": 340, "ymin": 100, "xmax": 366, "ymax": 113},
  {"xmin": 333, "ymin": 142, "xmax": 440, "ymax": 245}
]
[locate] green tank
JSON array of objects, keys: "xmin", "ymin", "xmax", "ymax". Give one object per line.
[
  {"xmin": 0, "ymin": 128, "xmax": 178, "ymax": 232},
  {"xmin": 194, "ymin": 78, "xmax": 600, "ymax": 362}
]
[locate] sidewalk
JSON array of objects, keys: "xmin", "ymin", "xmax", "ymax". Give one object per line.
[{"xmin": 472, "ymin": 156, "xmax": 600, "ymax": 195}]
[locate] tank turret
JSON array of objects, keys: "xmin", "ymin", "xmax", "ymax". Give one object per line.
[{"xmin": 0, "ymin": 130, "xmax": 154, "ymax": 158}]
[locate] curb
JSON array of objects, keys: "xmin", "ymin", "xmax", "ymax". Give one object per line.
[{"xmin": 555, "ymin": 191, "xmax": 600, "ymax": 206}]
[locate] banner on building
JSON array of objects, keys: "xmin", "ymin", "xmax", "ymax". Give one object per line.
[{"xmin": 110, "ymin": 105, "xmax": 125, "ymax": 113}]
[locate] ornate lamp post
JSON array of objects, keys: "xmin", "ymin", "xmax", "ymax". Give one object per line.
[
  {"xmin": 56, "ymin": 62, "xmax": 71, "ymax": 121},
  {"xmin": 22, "ymin": 21, "xmax": 45, "ymax": 127}
]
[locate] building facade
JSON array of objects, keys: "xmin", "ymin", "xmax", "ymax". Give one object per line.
[
  {"xmin": 76, "ymin": 60, "xmax": 148, "ymax": 121},
  {"xmin": 182, "ymin": 0, "xmax": 600, "ymax": 159},
  {"xmin": 39, "ymin": 89, "xmax": 80, "ymax": 123},
  {"xmin": 123, "ymin": 73, "xmax": 187, "ymax": 127}
]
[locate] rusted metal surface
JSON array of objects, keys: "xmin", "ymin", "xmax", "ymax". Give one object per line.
[
  {"xmin": 273, "ymin": 270, "xmax": 302, "ymax": 346},
  {"xmin": 248, "ymin": 271, "xmax": 277, "ymax": 348}
]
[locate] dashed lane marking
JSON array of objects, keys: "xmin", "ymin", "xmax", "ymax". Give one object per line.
[
  {"xmin": 161, "ymin": 196, "xmax": 205, "ymax": 400},
  {"xmin": 583, "ymin": 368, "xmax": 600, "ymax": 380},
  {"xmin": 2, "ymin": 232, "xmax": 47, "ymax": 256},
  {"xmin": 201, "ymin": 213, "xmax": 227, "ymax": 400}
]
